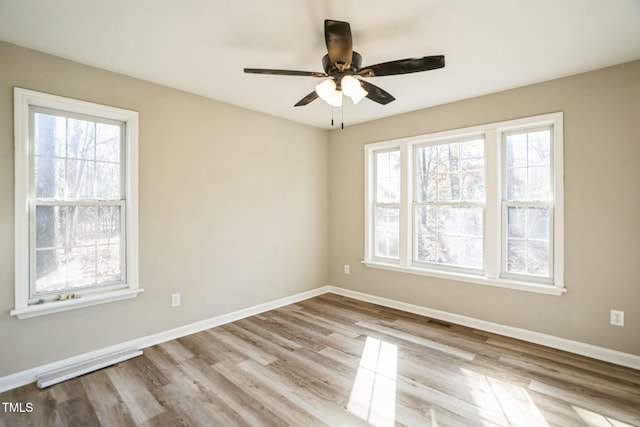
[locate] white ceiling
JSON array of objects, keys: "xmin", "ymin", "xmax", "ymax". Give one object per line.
[{"xmin": 1, "ymin": 0, "xmax": 640, "ymax": 129}]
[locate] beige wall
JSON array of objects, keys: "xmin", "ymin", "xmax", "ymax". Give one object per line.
[
  {"xmin": 329, "ymin": 60, "xmax": 640, "ymax": 356},
  {"xmin": 0, "ymin": 42, "xmax": 329, "ymax": 376}
]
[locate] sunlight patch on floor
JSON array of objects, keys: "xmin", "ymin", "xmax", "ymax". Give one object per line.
[
  {"xmin": 460, "ymin": 367, "xmax": 548, "ymax": 426},
  {"xmin": 573, "ymin": 405, "xmax": 635, "ymax": 427},
  {"xmin": 488, "ymin": 377, "xmax": 549, "ymax": 427},
  {"xmin": 347, "ymin": 336, "xmax": 397, "ymax": 427}
]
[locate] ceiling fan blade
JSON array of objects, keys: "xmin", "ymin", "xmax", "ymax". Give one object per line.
[
  {"xmin": 294, "ymin": 91, "xmax": 320, "ymax": 107},
  {"xmin": 358, "ymin": 55, "xmax": 445, "ymax": 77},
  {"xmin": 360, "ymin": 80, "xmax": 395, "ymax": 105},
  {"xmin": 324, "ymin": 20, "xmax": 353, "ymax": 70},
  {"xmin": 244, "ymin": 68, "xmax": 327, "ymax": 78}
]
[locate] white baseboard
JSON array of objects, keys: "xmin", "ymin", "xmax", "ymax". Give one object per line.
[
  {"xmin": 2, "ymin": 284, "xmax": 638, "ymax": 393},
  {"xmin": 327, "ymin": 286, "xmax": 640, "ymax": 371},
  {"xmin": 0, "ymin": 286, "xmax": 329, "ymax": 393}
]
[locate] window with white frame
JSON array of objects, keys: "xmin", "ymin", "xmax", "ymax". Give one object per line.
[
  {"xmin": 13, "ymin": 88, "xmax": 141, "ymax": 319},
  {"xmin": 364, "ymin": 112, "xmax": 564, "ymax": 295},
  {"xmin": 503, "ymin": 128, "xmax": 554, "ymax": 280},
  {"xmin": 414, "ymin": 137, "xmax": 485, "ymax": 271}
]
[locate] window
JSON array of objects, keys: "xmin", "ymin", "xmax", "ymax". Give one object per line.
[
  {"xmin": 503, "ymin": 128, "xmax": 554, "ymax": 279},
  {"xmin": 414, "ymin": 138, "xmax": 485, "ymax": 271},
  {"xmin": 364, "ymin": 112, "xmax": 564, "ymax": 295},
  {"xmin": 12, "ymin": 88, "xmax": 141, "ymax": 319}
]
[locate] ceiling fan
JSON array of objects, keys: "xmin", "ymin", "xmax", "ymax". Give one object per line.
[{"xmin": 244, "ymin": 19, "xmax": 445, "ymax": 108}]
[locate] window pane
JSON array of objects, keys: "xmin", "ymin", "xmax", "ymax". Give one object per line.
[
  {"xmin": 437, "ymin": 235, "xmax": 458, "ymax": 265},
  {"xmin": 461, "ymin": 139, "xmax": 484, "ymax": 166},
  {"xmin": 66, "ymin": 159, "xmax": 95, "ymax": 199},
  {"xmin": 67, "ymin": 245, "xmax": 97, "ymax": 288},
  {"xmin": 67, "ymin": 118, "xmax": 95, "ymax": 160},
  {"xmin": 415, "ymin": 146, "xmax": 437, "ymax": 202},
  {"xmin": 415, "ymin": 206, "xmax": 436, "ymax": 263},
  {"xmin": 376, "ymin": 151, "xmax": 389, "ymax": 178},
  {"xmin": 98, "ymin": 206, "xmax": 122, "ymax": 243},
  {"xmin": 507, "ymin": 207, "xmax": 526, "ymax": 239},
  {"xmin": 528, "ymin": 207, "xmax": 549, "ymax": 240},
  {"xmin": 528, "ymin": 130, "xmax": 551, "ymax": 167},
  {"xmin": 377, "ymin": 177, "xmax": 400, "ymax": 203},
  {"xmin": 96, "ymin": 162, "xmax": 121, "ymax": 199},
  {"xmin": 507, "ymin": 240, "xmax": 526, "ymax": 274},
  {"xmin": 461, "ymin": 208, "xmax": 483, "ymax": 237},
  {"xmin": 35, "ymin": 205, "xmax": 67, "ymax": 249},
  {"xmin": 438, "ymin": 143, "xmax": 459, "ymax": 174},
  {"xmin": 505, "ymin": 134, "xmax": 527, "ymax": 167},
  {"xmin": 73, "ymin": 206, "xmax": 98, "ymax": 246},
  {"xmin": 437, "ymin": 172, "xmax": 456, "ymax": 200},
  {"xmin": 461, "ymin": 171, "xmax": 484, "ymax": 201},
  {"xmin": 97, "ymin": 244, "xmax": 122, "ymax": 283},
  {"xmin": 34, "ymin": 113, "xmax": 66, "ymax": 157},
  {"xmin": 527, "ymin": 241, "xmax": 549, "ymax": 276},
  {"xmin": 35, "ymin": 248, "xmax": 68, "ymax": 294},
  {"xmin": 528, "ymin": 166, "xmax": 550, "ymax": 200},
  {"xmin": 460, "ymin": 237, "xmax": 483, "ymax": 269},
  {"xmin": 96, "ymin": 123, "xmax": 121, "ymax": 162},
  {"xmin": 506, "ymin": 167, "xmax": 527, "ymax": 200},
  {"xmin": 34, "ymin": 157, "xmax": 65, "ymax": 198},
  {"xmin": 416, "ymin": 236, "xmax": 436, "ymax": 263},
  {"xmin": 375, "ymin": 206, "xmax": 399, "ymax": 259}
]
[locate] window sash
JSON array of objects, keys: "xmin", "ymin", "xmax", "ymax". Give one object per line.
[
  {"xmin": 501, "ymin": 201, "xmax": 554, "ymax": 283},
  {"xmin": 28, "ymin": 107, "xmax": 127, "ymax": 301},
  {"xmin": 30, "ymin": 106, "xmax": 126, "ymax": 202},
  {"xmin": 28, "ymin": 200, "xmax": 127, "ymax": 301},
  {"xmin": 412, "ymin": 201, "xmax": 485, "ymax": 273}
]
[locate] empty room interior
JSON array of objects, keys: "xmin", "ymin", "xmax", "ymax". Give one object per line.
[{"xmin": 1, "ymin": 1, "xmax": 640, "ymax": 426}]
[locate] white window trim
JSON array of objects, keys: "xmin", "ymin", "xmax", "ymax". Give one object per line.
[
  {"xmin": 363, "ymin": 112, "xmax": 565, "ymax": 296},
  {"xmin": 12, "ymin": 88, "xmax": 142, "ymax": 319}
]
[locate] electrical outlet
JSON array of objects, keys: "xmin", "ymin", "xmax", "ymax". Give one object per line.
[
  {"xmin": 171, "ymin": 293, "xmax": 181, "ymax": 307},
  {"xmin": 610, "ymin": 310, "xmax": 624, "ymax": 327},
  {"xmin": 344, "ymin": 265, "xmax": 350, "ymax": 274}
]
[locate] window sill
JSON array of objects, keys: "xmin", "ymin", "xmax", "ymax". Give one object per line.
[
  {"xmin": 362, "ymin": 261, "xmax": 566, "ymax": 296},
  {"xmin": 10, "ymin": 288, "xmax": 144, "ymax": 319}
]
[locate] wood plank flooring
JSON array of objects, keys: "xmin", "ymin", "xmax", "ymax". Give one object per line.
[{"xmin": 1, "ymin": 293, "xmax": 639, "ymax": 426}]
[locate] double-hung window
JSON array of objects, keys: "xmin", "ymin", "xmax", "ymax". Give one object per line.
[
  {"xmin": 364, "ymin": 112, "xmax": 564, "ymax": 295},
  {"xmin": 13, "ymin": 88, "xmax": 141, "ymax": 319},
  {"xmin": 413, "ymin": 137, "xmax": 485, "ymax": 272},
  {"xmin": 503, "ymin": 128, "xmax": 554, "ymax": 280}
]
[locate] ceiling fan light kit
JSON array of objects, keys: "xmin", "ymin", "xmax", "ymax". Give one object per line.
[
  {"xmin": 315, "ymin": 75, "xmax": 368, "ymax": 107},
  {"xmin": 244, "ymin": 19, "xmax": 445, "ymax": 123},
  {"xmin": 340, "ymin": 75, "xmax": 368, "ymax": 104}
]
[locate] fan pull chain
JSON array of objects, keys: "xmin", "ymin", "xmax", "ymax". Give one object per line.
[
  {"xmin": 341, "ymin": 106, "xmax": 344, "ymax": 129},
  {"xmin": 331, "ymin": 107, "xmax": 334, "ymax": 127}
]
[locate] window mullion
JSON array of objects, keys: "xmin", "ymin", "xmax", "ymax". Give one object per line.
[
  {"xmin": 484, "ymin": 129, "xmax": 500, "ymax": 279},
  {"xmin": 399, "ymin": 143, "xmax": 411, "ymax": 267}
]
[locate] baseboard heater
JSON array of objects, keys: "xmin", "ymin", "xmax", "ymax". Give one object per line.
[{"xmin": 36, "ymin": 347, "xmax": 143, "ymax": 388}]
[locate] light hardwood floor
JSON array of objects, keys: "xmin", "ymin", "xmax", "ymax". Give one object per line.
[{"xmin": 1, "ymin": 293, "xmax": 639, "ymax": 426}]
